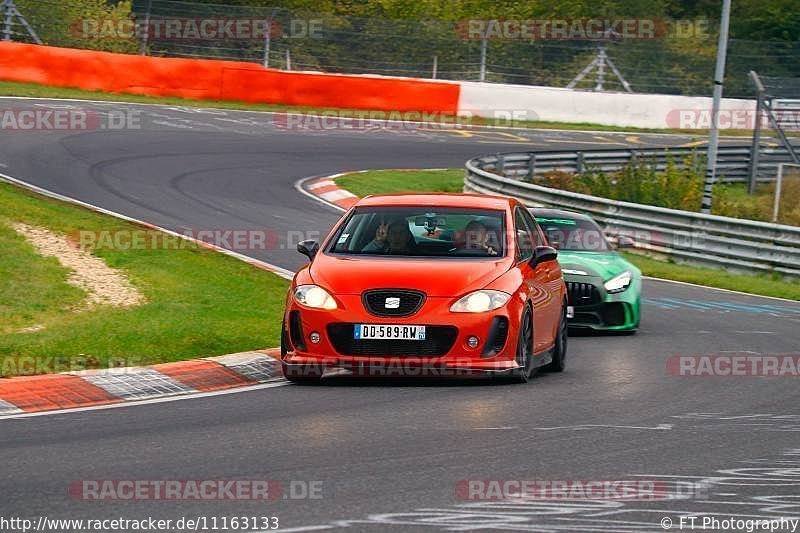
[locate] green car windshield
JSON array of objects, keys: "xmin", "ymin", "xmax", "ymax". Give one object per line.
[{"xmin": 535, "ymin": 216, "xmax": 612, "ymax": 252}]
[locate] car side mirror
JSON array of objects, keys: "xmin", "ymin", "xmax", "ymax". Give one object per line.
[
  {"xmin": 531, "ymin": 245, "xmax": 558, "ymax": 268},
  {"xmin": 297, "ymin": 240, "xmax": 319, "ymax": 261},
  {"xmin": 617, "ymin": 236, "xmax": 635, "ymax": 249}
]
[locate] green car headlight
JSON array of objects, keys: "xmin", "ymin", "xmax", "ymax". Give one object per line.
[{"xmin": 604, "ymin": 271, "xmax": 633, "ymax": 294}]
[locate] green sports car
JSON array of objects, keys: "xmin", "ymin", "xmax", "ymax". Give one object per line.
[{"xmin": 530, "ymin": 208, "xmax": 642, "ymax": 332}]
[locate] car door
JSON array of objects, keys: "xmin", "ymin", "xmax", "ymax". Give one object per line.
[
  {"xmin": 522, "ymin": 208, "xmax": 564, "ymax": 347},
  {"xmin": 514, "ymin": 208, "xmax": 551, "ymax": 354}
]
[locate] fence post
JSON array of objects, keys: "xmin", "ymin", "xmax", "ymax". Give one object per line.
[
  {"xmin": 748, "ymin": 71, "xmax": 765, "ymax": 194},
  {"xmin": 2, "ymin": 0, "xmax": 13, "ymax": 41},
  {"xmin": 138, "ymin": 0, "xmax": 153, "ymax": 55},
  {"xmin": 432, "ymin": 55, "xmax": 437, "ymax": 79},
  {"xmin": 479, "ymin": 33, "xmax": 487, "ymax": 82}
]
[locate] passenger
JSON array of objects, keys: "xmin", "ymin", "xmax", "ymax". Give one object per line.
[{"xmin": 362, "ymin": 219, "xmax": 418, "ymax": 254}]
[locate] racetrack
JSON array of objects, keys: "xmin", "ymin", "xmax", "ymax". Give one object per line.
[{"xmin": 1, "ymin": 98, "xmax": 799, "ymax": 532}]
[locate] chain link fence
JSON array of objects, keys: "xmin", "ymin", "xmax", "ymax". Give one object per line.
[{"xmin": 4, "ymin": 0, "xmax": 800, "ymax": 98}]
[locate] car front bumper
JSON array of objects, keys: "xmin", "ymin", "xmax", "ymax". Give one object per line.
[
  {"xmin": 564, "ymin": 274, "xmax": 641, "ymax": 331},
  {"xmin": 282, "ymin": 294, "xmax": 522, "ymax": 378}
]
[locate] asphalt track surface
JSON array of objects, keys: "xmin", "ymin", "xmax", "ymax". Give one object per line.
[{"xmin": 1, "ymin": 98, "xmax": 799, "ymax": 532}]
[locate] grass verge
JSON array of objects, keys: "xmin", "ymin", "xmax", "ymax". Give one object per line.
[
  {"xmin": 0, "ymin": 80, "xmax": 762, "ymax": 136},
  {"xmin": 334, "ymin": 169, "xmax": 800, "ymax": 300},
  {"xmin": 0, "ymin": 180, "xmax": 288, "ymax": 376}
]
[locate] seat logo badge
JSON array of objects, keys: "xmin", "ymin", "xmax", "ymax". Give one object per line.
[{"xmin": 385, "ymin": 297, "xmax": 401, "ymax": 309}]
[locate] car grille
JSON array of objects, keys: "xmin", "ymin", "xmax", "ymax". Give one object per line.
[
  {"xmin": 327, "ymin": 323, "xmax": 457, "ymax": 357},
  {"xmin": 566, "ymin": 282, "xmax": 602, "ymax": 307},
  {"xmin": 362, "ymin": 289, "xmax": 425, "ymax": 317}
]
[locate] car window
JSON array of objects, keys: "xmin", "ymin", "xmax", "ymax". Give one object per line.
[
  {"xmin": 514, "ymin": 208, "xmax": 535, "ymax": 261},
  {"xmin": 326, "ymin": 206, "xmax": 507, "ymax": 258},
  {"xmin": 534, "ymin": 215, "xmax": 612, "ymax": 252},
  {"xmin": 521, "ymin": 208, "xmax": 545, "ymax": 247}
]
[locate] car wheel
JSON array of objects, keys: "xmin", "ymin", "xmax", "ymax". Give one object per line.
[
  {"xmin": 544, "ymin": 300, "xmax": 568, "ymax": 372},
  {"xmin": 511, "ymin": 307, "xmax": 534, "ymax": 383}
]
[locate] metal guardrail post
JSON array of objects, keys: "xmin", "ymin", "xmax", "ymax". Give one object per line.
[
  {"xmin": 495, "ymin": 154, "xmax": 505, "ymax": 176},
  {"xmin": 576, "ymin": 152, "xmax": 585, "ymax": 173},
  {"xmin": 526, "ymin": 154, "xmax": 536, "ymax": 181}
]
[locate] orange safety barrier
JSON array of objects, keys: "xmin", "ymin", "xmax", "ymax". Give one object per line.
[{"xmin": 0, "ymin": 42, "xmax": 460, "ymax": 114}]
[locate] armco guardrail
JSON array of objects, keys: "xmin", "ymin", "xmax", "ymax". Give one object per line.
[
  {"xmin": 473, "ymin": 145, "xmax": 797, "ymax": 183},
  {"xmin": 481, "ymin": 146, "xmax": 792, "ymax": 182},
  {"xmin": 465, "ymin": 151, "xmax": 800, "ymax": 277}
]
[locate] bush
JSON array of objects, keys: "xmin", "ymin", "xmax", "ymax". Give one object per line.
[
  {"xmin": 536, "ymin": 151, "xmax": 705, "ymax": 211},
  {"xmin": 534, "ymin": 155, "xmax": 800, "ymax": 226}
]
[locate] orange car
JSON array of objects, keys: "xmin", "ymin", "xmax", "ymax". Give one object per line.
[{"xmin": 281, "ymin": 194, "xmax": 568, "ymax": 383}]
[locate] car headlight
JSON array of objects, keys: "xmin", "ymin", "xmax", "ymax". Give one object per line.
[
  {"xmin": 450, "ymin": 290, "xmax": 510, "ymax": 313},
  {"xmin": 294, "ymin": 285, "xmax": 337, "ymax": 309},
  {"xmin": 604, "ymin": 271, "xmax": 633, "ymax": 293}
]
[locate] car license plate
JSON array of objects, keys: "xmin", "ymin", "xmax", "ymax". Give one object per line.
[{"xmin": 354, "ymin": 324, "xmax": 426, "ymax": 341}]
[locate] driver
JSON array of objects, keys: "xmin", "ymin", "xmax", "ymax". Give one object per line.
[
  {"xmin": 362, "ymin": 219, "xmax": 417, "ymax": 254},
  {"xmin": 458, "ymin": 220, "xmax": 498, "ymax": 256}
]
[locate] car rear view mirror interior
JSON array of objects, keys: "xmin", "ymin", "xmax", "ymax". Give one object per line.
[
  {"xmin": 532, "ymin": 245, "xmax": 558, "ymax": 267},
  {"xmin": 297, "ymin": 240, "xmax": 320, "ymax": 261}
]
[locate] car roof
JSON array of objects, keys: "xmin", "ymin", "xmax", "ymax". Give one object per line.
[
  {"xmin": 529, "ymin": 207, "xmax": 594, "ymax": 221},
  {"xmin": 356, "ymin": 193, "xmax": 514, "ymax": 210}
]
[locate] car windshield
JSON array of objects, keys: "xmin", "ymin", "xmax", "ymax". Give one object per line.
[
  {"xmin": 327, "ymin": 206, "xmax": 507, "ymax": 258},
  {"xmin": 535, "ymin": 215, "xmax": 612, "ymax": 252}
]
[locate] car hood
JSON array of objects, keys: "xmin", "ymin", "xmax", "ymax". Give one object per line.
[
  {"xmin": 556, "ymin": 250, "xmax": 636, "ymax": 281},
  {"xmin": 309, "ymin": 253, "xmax": 511, "ymax": 297}
]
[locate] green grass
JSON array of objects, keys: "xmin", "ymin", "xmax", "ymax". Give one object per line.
[
  {"xmin": 336, "ymin": 169, "xmax": 800, "ymax": 301},
  {"xmin": 0, "ymin": 80, "xmax": 764, "ymax": 136},
  {"xmin": 336, "ymin": 169, "xmax": 464, "ymax": 197},
  {"xmin": 623, "ymin": 252, "xmax": 800, "ymax": 300},
  {"xmin": 0, "ymin": 181, "xmax": 289, "ymax": 376}
]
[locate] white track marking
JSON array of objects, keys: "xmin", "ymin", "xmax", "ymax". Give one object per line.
[
  {"xmin": 294, "ymin": 174, "xmax": 352, "ymax": 212},
  {"xmin": 643, "ymin": 276, "xmax": 800, "ymax": 304},
  {"xmin": 0, "ymin": 381, "xmax": 289, "ymax": 421}
]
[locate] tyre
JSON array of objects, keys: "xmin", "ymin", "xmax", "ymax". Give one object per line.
[
  {"xmin": 511, "ymin": 307, "xmax": 534, "ymax": 383},
  {"xmin": 544, "ymin": 300, "xmax": 568, "ymax": 372}
]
